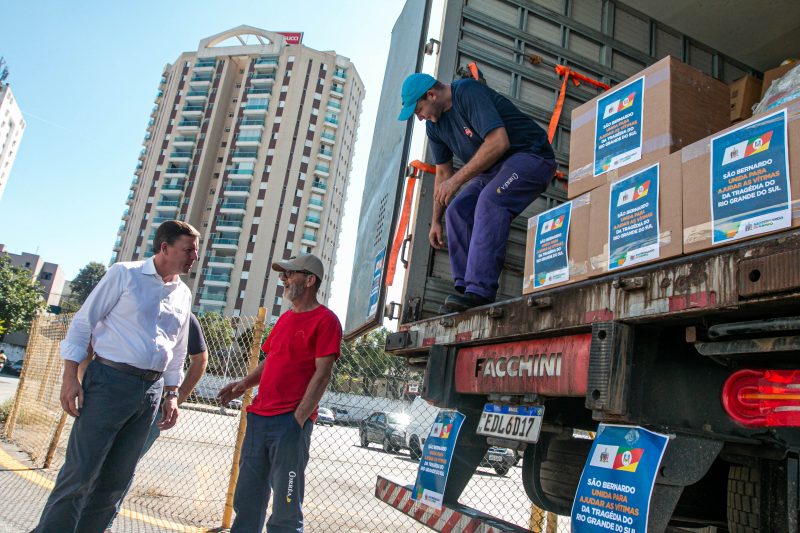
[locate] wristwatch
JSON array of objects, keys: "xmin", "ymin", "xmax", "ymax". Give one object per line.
[{"xmin": 164, "ymin": 390, "xmax": 179, "ymax": 400}]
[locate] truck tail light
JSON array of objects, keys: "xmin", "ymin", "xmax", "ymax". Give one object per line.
[{"xmin": 722, "ymin": 369, "xmax": 800, "ymax": 427}]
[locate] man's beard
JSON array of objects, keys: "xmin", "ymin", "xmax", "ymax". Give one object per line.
[{"xmin": 286, "ymin": 282, "xmax": 306, "ymax": 301}]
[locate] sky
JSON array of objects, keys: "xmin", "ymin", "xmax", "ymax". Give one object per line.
[{"xmin": 0, "ymin": 0, "xmax": 418, "ymax": 318}]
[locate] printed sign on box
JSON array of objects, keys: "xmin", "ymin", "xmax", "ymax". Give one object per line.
[
  {"xmin": 412, "ymin": 410, "xmax": 465, "ymax": 510},
  {"xmin": 533, "ymin": 202, "xmax": 572, "ymax": 288},
  {"xmin": 571, "ymin": 424, "xmax": 669, "ymax": 533},
  {"xmin": 594, "ymin": 77, "xmax": 645, "ymax": 176},
  {"xmin": 710, "ymin": 109, "xmax": 791, "ymax": 244},
  {"xmin": 366, "ymin": 248, "xmax": 385, "ymax": 319},
  {"xmin": 608, "ymin": 164, "xmax": 660, "ymax": 270}
]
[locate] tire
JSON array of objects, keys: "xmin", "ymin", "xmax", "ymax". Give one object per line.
[
  {"xmin": 409, "ymin": 437, "xmax": 422, "ymax": 461},
  {"xmin": 360, "ymin": 431, "xmax": 368, "ymax": 448},
  {"xmin": 727, "ymin": 458, "xmax": 799, "ymax": 532},
  {"xmin": 494, "ymin": 464, "xmax": 510, "ymax": 476},
  {"xmin": 383, "ymin": 437, "xmax": 393, "ymax": 453}
]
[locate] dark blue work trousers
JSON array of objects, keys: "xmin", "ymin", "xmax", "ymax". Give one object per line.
[
  {"xmin": 232, "ymin": 411, "xmax": 313, "ymax": 533},
  {"xmin": 445, "ymin": 152, "xmax": 556, "ymax": 300},
  {"xmin": 34, "ymin": 360, "xmax": 163, "ymax": 533}
]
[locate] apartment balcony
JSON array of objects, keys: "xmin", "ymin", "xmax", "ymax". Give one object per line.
[
  {"xmin": 301, "ymin": 233, "xmax": 318, "ymax": 246},
  {"xmin": 251, "ymin": 73, "xmax": 276, "ymax": 85},
  {"xmin": 173, "ymin": 135, "xmax": 196, "ymax": 147},
  {"xmin": 330, "ymin": 86, "xmax": 344, "ymax": 99},
  {"xmin": 332, "ymin": 70, "xmax": 347, "ymax": 83},
  {"xmin": 235, "ymin": 134, "xmax": 261, "ymax": 147},
  {"xmin": 308, "ymin": 198, "xmax": 324, "ymax": 211},
  {"xmin": 223, "ymin": 184, "xmax": 251, "ymax": 198},
  {"xmin": 318, "ymin": 149, "xmax": 333, "ymax": 162},
  {"xmin": 194, "ymin": 60, "xmax": 215, "ymax": 72},
  {"xmin": 156, "ymin": 199, "xmax": 180, "ymax": 212},
  {"xmin": 254, "ymin": 57, "xmax": 278, "ymax": 70},
  {"xmin": 199, "ymin": 291, "xmax": 227, "ymax": 306},
  {"xmin": 207, "ymin": 255, "xmax": 236, "ymax": 269},
  {"xmin": 304, "ymin": 216, "xmax": 321, "ymax": 229},
  {"xmin": 216, "ymin": 218, "xmax": 244, "ymax": 232},
  {"xmin": 311, "ymin": 181, "xmax": 327, "ymax": 194},
  {"xmin": 155, "ymin": 89, "xmax": 164, "ymax": 101},
  {"xmin": 164, "ymin": 166, "xmax": 190, "ymax": 178},
  {"xmin": 151, "ymin": 216, "xmax": 172, "ymax": 226},
  {"xmin": 170, "ymin": 151, "xmax": 193, "ymax": 162},
  {"xmin": 113, "ymin": 239, "xmax": 122, "ymax": 251},
  {"xmin": 122, "ymin": 209, "xmax": 130, "ymax": 220},
  {"xmin": 220, "ymin": 201, "xmax": 247, "ymax": 215},
  {"xmin": 130, "ymin": 176, "xmax": 139, "ymax": 188},
  {"xmin": 232, "ymin": 150, "xmax": 258, "ymax": 163},
  {"xmin": 320, "ymin": 131, "xmax": 336, "ymax": 145},
  {"xmin": 144, "ymin": 251, "xmax": 155, "ymax": 258},
  {"xmin": 314, "ymin": 164, "xmax": 330, "ymax": 178},
  {"xmin": 327, "ymin": 100, "xmax": 342, "ymax": 112},
  {"xmin": 323, "ymin": 116, "xmax": 338, "ymax": 128},
  {"xmin": 227, "ymin": 168, "xmax": 255, "ymax": 179},
  {"xmin": 161, "ymin": 181, "xmax": 184, "ymax": 196},
  {"xmin": 185, "ymin": 89, "xmax": 208, "ymax": 101},
  {"xmin": 239, "ymin": 117, "xmax": 265, "ymax": 129},
  {"xmin": 211, "ymin": 236, "xmax": 239, "ymax": 250},
  {"xmin": 189, "ymin": 74, "xmax": 213, "ymax": 86},
  {"xmin": 181, "ymin": 104, "xmax": 204, "ymax": 117},
  {"xmin": 204, "ymin": 274, "xmax": 231, "ymax": 287},
  {"xmin": 176, "ymin": 119, "xmax": 201, "ymax": 132},
  {"xmin": 247, "ymin": 87, "xmax": 272, "ymax": 96},
  {"xmin": 242, "ymin": 103, "xmax": 268, "ymax": 115}
]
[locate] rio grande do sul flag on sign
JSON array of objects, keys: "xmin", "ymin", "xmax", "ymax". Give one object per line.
[{"xmin": 721, "ymin": 130, "xmax": 774, "ymax": 165}]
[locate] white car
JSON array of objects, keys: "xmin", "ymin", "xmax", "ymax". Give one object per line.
[{"xmin": 316, "ymin": 407, "xmax": 335, "ymax": 426}]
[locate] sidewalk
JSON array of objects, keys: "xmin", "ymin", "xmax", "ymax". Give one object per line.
[{"xmin": 0, "ymin": 440, "xmax": 206, "ymax": 532}]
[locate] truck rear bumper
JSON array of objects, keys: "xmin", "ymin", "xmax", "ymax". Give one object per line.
[{"xmin": 375, "ymin": 475, "xmax": 530, "ymax": 532}]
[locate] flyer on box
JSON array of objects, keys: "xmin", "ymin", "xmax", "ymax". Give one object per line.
[
  {"xmin": 571, "ymin": 424, "xmax": 669, "ymax": 533},
  {"xmin": 532, "ymin": 201, "xmax": 572, "ymax": 288},
  {"xmin": 608, "ymin": 164, "xmax": 660, "ymax": 270},
  {"xmin": 594, "ymin": 77, "xmax": 645, "ymax": 177},
  {"xmin": 366, "ymin": 248, "xmax": 385, "ymax": 318},
  {"xmin": 412, "ymin": 410, "xmax": 465, "ymax": 510},
  {"xmin": 710, "ymin": 108, "xmax": 791, "ymax": 244}
]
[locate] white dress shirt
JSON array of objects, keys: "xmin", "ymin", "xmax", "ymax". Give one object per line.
[{"xmin": 60, "ymin": 258, "xmax": 192, "ymax": 387}]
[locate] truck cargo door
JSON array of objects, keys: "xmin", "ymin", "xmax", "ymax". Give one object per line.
[{"xmin": 343, "ymin": 0, "xmax": 432, "ymax": 339}]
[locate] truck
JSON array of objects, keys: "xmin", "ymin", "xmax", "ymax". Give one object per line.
[{"xmin": 344, "ymin": 0, "xmax": 800, "ymax": 531}]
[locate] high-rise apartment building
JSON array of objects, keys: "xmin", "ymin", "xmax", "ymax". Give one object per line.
[
  {"xmin": 115, "ymin": 26, "xmax": 364, "ymax": 321},
  {"xmin": 0, "ymin": 82, "xmax": 26, "ymax": 203}
]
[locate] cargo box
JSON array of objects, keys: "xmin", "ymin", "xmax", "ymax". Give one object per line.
[
  {"xmin": 587, "ymin": 152, "xmax": 683, "ymax": 276},
  {"xmin": 568, "ymin": 56, "xmax": 729, "ymax": 199},
  {"xmin": 683, "ymin": 100, "xmax": 800, "ymax": 253},
  {"xmin": 730, "ymin": 75, "xmax": 762, "ymax": 122}
]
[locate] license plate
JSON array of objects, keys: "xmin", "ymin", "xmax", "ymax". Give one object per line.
[
  {"xmin": 487, "ymin": 454, "xmax": 503, "ymax": 462},
  {"xmin": 477, "ymin": 404, "xmax": 544, "ymax": 443}
]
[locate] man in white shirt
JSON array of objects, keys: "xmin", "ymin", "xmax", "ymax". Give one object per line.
[{"xmin": 34, "ymin": 220, "xmax": 200, "ymax": 533}]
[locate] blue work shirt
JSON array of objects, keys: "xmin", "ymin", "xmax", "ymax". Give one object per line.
[{"xmin": 426, "ymin": 79, "xmax": 553, "ymax": 165}]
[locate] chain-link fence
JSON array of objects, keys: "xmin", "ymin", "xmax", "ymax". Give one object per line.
[{"xmin": 2, "ymin": 311, "xmax": 569, "ymax": 532}]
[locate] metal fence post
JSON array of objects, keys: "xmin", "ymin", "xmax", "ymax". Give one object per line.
[
  {"xmin": 222, "ymin": 307, "xmax": 266, "ymax": 529},
  {"xmin": 3, "ymin": 315, "xmax": 41, "ymax": 439}
]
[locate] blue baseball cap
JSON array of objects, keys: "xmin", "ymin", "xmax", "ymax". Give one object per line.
[{"xmin": 398, "ymin": 73, "xmax": 437, "ymax": 121}]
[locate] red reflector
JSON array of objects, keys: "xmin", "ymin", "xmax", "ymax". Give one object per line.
[{"xmin": 722, "ymin": 369, "xmax": 800, "ymax": 427}]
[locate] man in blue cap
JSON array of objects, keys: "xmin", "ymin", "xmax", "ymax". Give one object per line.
[{"xmin": 398, "ymin": 73, "xmax": 556, "ymax": 311}]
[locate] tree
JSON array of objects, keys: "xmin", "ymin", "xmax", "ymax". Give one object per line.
[
  {"xmin": 0, "ymin": 255, "xmax": 48, "ymax": 337},
  {"xmin": 69, "ymin": 262, "xmax": 107, "ymax": 305},
  {"xmin": 198, "ymin": 312, "xmax": 235, "ymax": 375}
]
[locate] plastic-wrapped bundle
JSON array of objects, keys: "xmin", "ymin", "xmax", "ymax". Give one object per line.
[{"xmin": 754, "ymin": 63, "xmax": 800, "ymax": 115}]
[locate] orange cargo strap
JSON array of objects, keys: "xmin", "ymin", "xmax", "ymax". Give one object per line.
[
  {"xmin": 386, "ymin": 161, "xmax": 434, "ymax": 287},
  {"xmin": 547, "ymin": 65, "xmax": 610, "ymax": 143},
  {"xmin": 468, "ymin": 62, "xmax": 480, "ymax": 81}
]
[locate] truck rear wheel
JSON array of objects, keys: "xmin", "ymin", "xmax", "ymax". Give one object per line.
[
  {"xmin": 522, "ymin": 433, "xmax": 592, "ymax": 516},
  {"xmin": 727, "ymin": 456, "xmax": 799, "ymax": 532}
]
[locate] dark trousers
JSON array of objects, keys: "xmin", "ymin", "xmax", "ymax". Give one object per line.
[
  {"xmin": 232, "ymin": 411, "xmax": 313, "ymax": 533},
  {"xmin": 35, "ymin": 359, "xmax": 163, "ymax": 533},
  {"xmin": 445, "ymin": 152, "xmax": 556, "ymax": 300}
]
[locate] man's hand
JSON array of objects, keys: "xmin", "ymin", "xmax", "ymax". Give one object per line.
[
  {"xmin": 294, "ymin": 411, "xmax": 306, "ymax": 428},
  {"xmin": 217, "ymin": 380, "xmax": 247, "ymax": 406},
  {"xmin": 60, "ymin": 372, "xmax": 83, "ymax": 417},
  {"xmin": 434, "ymin": 177, "xmax": 462, "ymax": 207},
  {"xmin": 158, "ymin": 396, "xmax": 179, "ymax": 430},
  {"xmin": 429, "ymin": 220, "xmax": 445, "ymax": 249}
]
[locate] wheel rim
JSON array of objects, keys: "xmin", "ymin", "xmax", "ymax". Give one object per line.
[
  {"xmin": 383, "ymin": 437, "xmax": 391, "ymax": 452},
  {"xmin": 360, "ymin": 432, "xmax": 368, "ymax": 447}
]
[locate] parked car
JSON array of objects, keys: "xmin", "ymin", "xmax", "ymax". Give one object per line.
[
  {"xmin": 406, "ymin": 423, "xmax": 515, "ymax": 476},
  {"xmin": 359, "ymin": 411, "xmax": 411, "ymax": 453},
  {"xmin": 331, "ymin": 407, "xmax": 355, "ymax": 425},
  {"xmin": 316, "ymin": 407, "xmax": 335, "ymax": 426},
  {"xmin": 227, "ymin": 398, "xmax": 243, "ymax": 410},
  {"xmin": 1, "ymin": 359, "xmax": 23, "ymax": 376}
]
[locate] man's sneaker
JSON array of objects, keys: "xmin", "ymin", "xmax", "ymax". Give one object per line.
[{"xmin": 443, "ymin": 292, "xmax": 493, "ymax": 312}]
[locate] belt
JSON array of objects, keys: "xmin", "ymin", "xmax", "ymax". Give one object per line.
[{"xmin": 94, "ymin": 354, "xmax": 163, "ymax": 381}]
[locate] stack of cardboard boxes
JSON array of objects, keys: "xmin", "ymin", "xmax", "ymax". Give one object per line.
[{"xmin": 523, "ymin": 56, "xmax": 799, "ymax": 294}]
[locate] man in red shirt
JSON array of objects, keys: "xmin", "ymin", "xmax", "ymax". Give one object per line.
[{"xmin": 218, "ymin": 253, "xmax": 342, "ymax": 533}]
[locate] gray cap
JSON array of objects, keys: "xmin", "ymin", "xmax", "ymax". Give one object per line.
[{"xmin": 272, "ymin": 253, "xmax": 324, "ymax": 280}]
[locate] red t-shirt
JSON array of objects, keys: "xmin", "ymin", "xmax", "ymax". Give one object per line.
[{"xmin": 248, "ymin": 305, "xmax": 342, "ymax": 419}]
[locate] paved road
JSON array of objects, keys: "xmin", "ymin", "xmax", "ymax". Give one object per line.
[
  {"xmin": 0, "ymin": 374, "xmax": 20, "ymax": 404},
  {"xmin": 4, "ymin": 407, "xmax": 539, "ymax": 532}
]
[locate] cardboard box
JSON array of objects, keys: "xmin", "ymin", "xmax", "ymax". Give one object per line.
[
  {"xmin": 523, "ymin": 192, "xmax": 591, "ymax": 294},
  {"xmin": 568, "ymin": 56, "xmax": 729, "ymax": 199},
  {"xmin": 587, "ymin": 152, "xmax": 683, "ymax": 276},
  {"xmin": 760, "ymin": 62, "xmax": 799, "ymax": 98},
  {"xmin": 730, "ymin": 75, "xmax": 762, "ymax": 122},
  {"xmin": 682, "ymin": 100, "xmax": 800, "ymax": 254}
]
